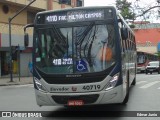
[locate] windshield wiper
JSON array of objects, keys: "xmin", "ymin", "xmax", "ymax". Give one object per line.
[
  {"xmin": 75, "ymin": 22, "xmax": 95, "ymax": 46},
  {"xmin": 87, "ymin": 25, "xmax": 98, "ymax": 66},
  {"xmin": 75, "ymin": 22, "xmax": 95, "ymax": 58},
  {"xmin": 50, "ymin": 25, "xmax": 68, "ymax": 57}
]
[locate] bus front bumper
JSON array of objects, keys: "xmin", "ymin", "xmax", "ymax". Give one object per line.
[{"xmin": 34, "ymin": 85, "xmax": 124, "ymax": 106}]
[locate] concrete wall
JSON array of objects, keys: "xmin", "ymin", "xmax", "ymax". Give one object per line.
[
  {"xmin": 4, "ymin": 0, "xmax": 47, "ymax": 10},
  {"xmin": 1, "ymin": 33, "xmax": 33, "ymax": 47},
  {"xmin": 137, "ymin": 46, "xmax": 157, "ymax": 54},
  {"xmin": 134, "ymin": 28, "xmax": 160, "ymax": 54},
  {"xmin": 0, "ymin": 23, "xmax": 33, "ymax": 35},
  {"xmin": 0, "ymin": 4, "xmax": 27, "ymax": 24}
]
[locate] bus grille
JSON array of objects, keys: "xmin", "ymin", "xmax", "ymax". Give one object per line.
[
  {"xmin": 52, "ymin": 94, "xmax": 99, "ymax": 104},
  {"xmin": 37, "ymin": 64, "xmax": 115, "ymax": 84}
]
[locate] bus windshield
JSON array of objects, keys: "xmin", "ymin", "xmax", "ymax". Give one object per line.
[{"xmin": 35, "ymin": 23, "xmax": 116, "ymax": 74}]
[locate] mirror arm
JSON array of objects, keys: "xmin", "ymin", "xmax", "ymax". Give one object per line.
[
  {"xmin": 24, "ymin": 23, "xmax": 34, "ymax": 33},
  {"xmin": 118, "ymin": 19, "xmax": 123, "ymax": 25}
]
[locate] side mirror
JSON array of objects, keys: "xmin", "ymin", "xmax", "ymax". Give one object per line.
[
  {"xmin": 24, "ymin": 24, "xmax": 34, "ymax": 47},
  {"xmin": 24, "ymin": 33, "xmax": 29, "ymax": 47},
  {"xmin": 121, "ymin": 28, "xmax": 128, "ymax": 40}
]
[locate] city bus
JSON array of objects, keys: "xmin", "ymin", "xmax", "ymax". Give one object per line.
[
  {"xmin": 137, "ymin": 51, "xmax": 159, "ymax": 73},
  {"xmin": 24, "ymin": 6, "xmax": 137, "ymax": 106}
]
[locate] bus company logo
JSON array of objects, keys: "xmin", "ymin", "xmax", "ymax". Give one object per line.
[
  {"xmin": 50, "ymin": 87, "xmax": 69, "ymax": 92},
  {"xmin": 2, "ymin": 112, "xmax": 11, "ymax": 117},
  {"xmin": 72, "ymin": 87, "xmax": 77, "ymax": 91},
  {"xmin": 66, "ymin": 74, "xmax": 82, "ymax": 77}
]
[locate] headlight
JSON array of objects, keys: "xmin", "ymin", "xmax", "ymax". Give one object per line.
[
  {"xmin": 105, "ymin": 73, "xmax": 119, "ymax": 91},
  {"xmin": 34, "ymin": 77, "xmax": 47, "ymax": 93}
]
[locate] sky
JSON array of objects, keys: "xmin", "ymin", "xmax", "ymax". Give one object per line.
[
  {"xmin": 84, "ymin": 0, "xmax": 160, "ymax": 23},
  {"xmin": 84, "ymin": 0, "xmax": 157, "ymax": 7},
  {"xmin": 84, "ymin": 0, "xmax": 115, "ymax": 6}
]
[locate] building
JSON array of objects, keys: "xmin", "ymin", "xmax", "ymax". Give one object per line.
[
  {"xmin": 134, "ymin": 22, "xmax": 160, "ymax": 54},
  {"xmin": 0, "ymin": 0, "xmax": 84, "ymax": 77}
]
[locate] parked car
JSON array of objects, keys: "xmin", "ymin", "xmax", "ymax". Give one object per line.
[{"xmin": 145, "ymin": 61, "xmax": 160, "ymax": 74}]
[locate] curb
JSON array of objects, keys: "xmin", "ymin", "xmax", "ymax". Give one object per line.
[
  {"xmin": 0, "ymin": 83, "xmax": 19, "ymax": 86},
  {"xmin": 0, "ymin": 83, "xmax": 33, "ymax": 86},
  {"xmin": 0, "ymin": 82, "xmax": 33, "ymax": 86}
]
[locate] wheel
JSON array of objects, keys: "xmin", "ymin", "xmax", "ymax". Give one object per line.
[
  {"xmin": 122, "ymin": 75, "xmax": 129, "ymax": 104},
  {"xmin": 132, "ymin": 70, "xmax": 136, "ymax": 85},
  {"xmin": 132, "ymin": 77, "xmax": 136, "ymax": 85},
  {"xmin": 150, "ymin": 72, "xmax": 152, "ymax": 74},
  {"xmin": 146, "ymin": 71, "xmax": 148, "ymax": 74},
  {"xmin": 158, "ymin": 70, "xmax": 160, "ymax": 74}
]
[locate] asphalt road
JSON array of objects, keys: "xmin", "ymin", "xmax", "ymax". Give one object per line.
[{"xmin": 0, "ymin": 73, "xmax": 160, "ymax": 119}]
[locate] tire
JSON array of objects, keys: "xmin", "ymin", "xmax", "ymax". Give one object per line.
[
  {"xmin": 132, "ymin": 68, "xmax": 136, "ymax": 85},
  {"xmin": 132, "ymin": 77, "xmax": 136, "ymax": 85},
  {"xmin": 158, "ymin": 70, "xmax": 160, "ymax": 74},
  {"xmin": 122, "ymin": 74, "xmax": 129, "ymax": 104}
]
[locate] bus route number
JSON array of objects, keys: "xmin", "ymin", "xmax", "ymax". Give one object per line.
[{"xmin": 82, "ymin": 85, "xmax": 101, "ymax": 91}]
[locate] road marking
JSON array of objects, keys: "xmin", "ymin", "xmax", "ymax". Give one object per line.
[
  {"xmin": 139, "ymin": 81, "xmax": 160, "ymax": 89},
  {"xmin": 136, "ymin": 81, "xmax": 147, "ymax": 85}
]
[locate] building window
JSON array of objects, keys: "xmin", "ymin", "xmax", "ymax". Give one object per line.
[
  {"xmin": 77, "ymin": 0, "xmax": 82, "ymax": 7},
  {"xmin": 2, "ymin": 5, "xmax": 9, "ymax": 14},
  {"xmin": 27, "ymin": 11, "xmax": 36, "ymax": 24},
  {"xmin": 59, "ymin": 0, "xmax": 71, "ymax": 5}
]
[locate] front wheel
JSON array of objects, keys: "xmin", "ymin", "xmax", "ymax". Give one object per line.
[
  {"xmin": 131, "ymin": 77, "xmax": 136, "ymax": 85},
  {"xmin": 122, "ymin": 76, "xmax": 129, "ymax": 104},
  {"xmin": 132, "ymin": 69, "xmax": 136, "ymax": 85}
]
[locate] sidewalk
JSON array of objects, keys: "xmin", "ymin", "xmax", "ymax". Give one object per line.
[{"xmin": 0, "ymin": 77, "xmax": 33, "ymax": 86}]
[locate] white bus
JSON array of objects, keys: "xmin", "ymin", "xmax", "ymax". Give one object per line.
[{"xmin": 24, "ymin": 6, "xmax": 136, "ymax": 106}]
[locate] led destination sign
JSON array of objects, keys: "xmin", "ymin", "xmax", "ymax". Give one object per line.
[{"xmin": 45, "ymin": 9, "xmax": 105, "ymax": 23}]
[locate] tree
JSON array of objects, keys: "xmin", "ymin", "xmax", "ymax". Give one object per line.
[
  {"xmin": 116, "ymin": 0, "xmax": 136, "ymax": 21},
  {"xmin": 131, "ymin": 0, "xmax": 160, "ymax": 23}
]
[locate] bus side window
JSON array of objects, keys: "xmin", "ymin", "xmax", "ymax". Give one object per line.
[{"xmin": 118, "ymin": 20, "xmax": 125, "ymax": 52}]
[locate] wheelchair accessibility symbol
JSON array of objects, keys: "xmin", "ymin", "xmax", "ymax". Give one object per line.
[{"xmin": 76, "ymin": 59, "xmax": 87, "ymax": 72}]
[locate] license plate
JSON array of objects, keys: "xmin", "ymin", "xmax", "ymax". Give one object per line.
[
  {"xmin": 68, "ymin": 100, "xmax": 84, "ymax": 106},
  {"xmin": 149, "ymin": 69, "xmax": 153, "ymax": 71}
]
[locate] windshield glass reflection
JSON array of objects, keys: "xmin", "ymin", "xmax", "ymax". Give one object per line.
[{"xmin": 35, "ymin": 23, "xmax": 116, "ymax": 74}]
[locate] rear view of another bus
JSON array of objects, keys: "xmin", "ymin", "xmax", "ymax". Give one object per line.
[
  {"xmin": 137, "ymin": 51, "xmax": 147, "ymax": 73},
  {"xmin": 137, "ymin": 51, "xmax": 159, "ymax": 73}
]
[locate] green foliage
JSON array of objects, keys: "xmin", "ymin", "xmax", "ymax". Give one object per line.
[
  {"xmin": 116, "ymin": 0, "xmax": 135, "ymax": 20},
  {"xmin": 129, "ymin": 24, "xmax": 135, "ymax": 28},
  {"xmin": 158, "ymin": 52, "xmax": 160, "ymax": 58}
]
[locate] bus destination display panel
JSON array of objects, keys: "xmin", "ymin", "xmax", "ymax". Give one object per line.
[{"xmin": 44, "ymin": 9, "xmax": 113, "ymax": 24}]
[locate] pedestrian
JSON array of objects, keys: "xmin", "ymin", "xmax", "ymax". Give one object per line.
[{"xmin": 28, "ymin": 60, "xmax": 33, "ymax": 74}]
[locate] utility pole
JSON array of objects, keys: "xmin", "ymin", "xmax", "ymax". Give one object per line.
[{"xmin": 8, "ymin": 0, "xmax": 36, "ymax": 82}]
